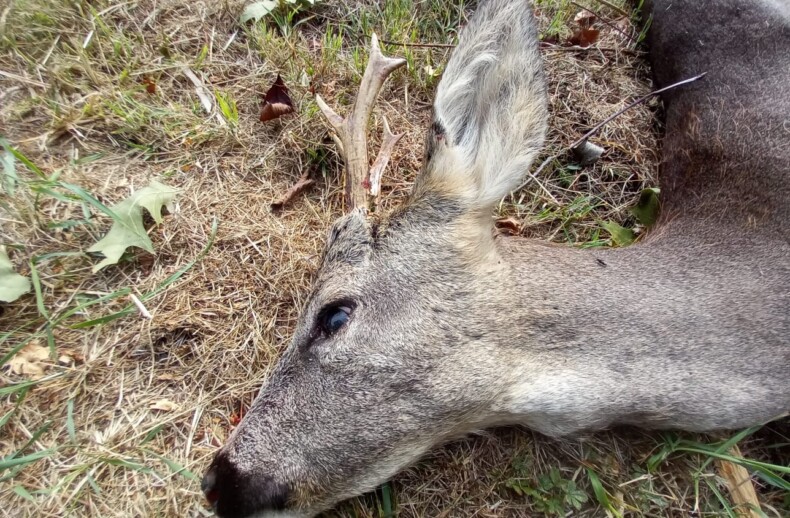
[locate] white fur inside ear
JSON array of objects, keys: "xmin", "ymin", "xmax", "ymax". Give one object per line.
[{"xmin": 425, "ymin": 0, "xmax": 548, "ymax": 208}]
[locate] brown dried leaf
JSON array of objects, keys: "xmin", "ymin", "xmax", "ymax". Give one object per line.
[
  {"xmin": 260, "ymin": 74, "xmax": 294, "ymax": 122},
  {"xmin": 143, "ymin": 77, "xmax": 156, "ymax": 94},
  {"xmin": 540, "ymin": 34, "xmax": 560, "ymax": 45},
  {"xmin": 569, "ymin": 27, "xmax": 600, "ymax": 47},
  {"xmin": 574, "ymin": 10, "xmax": 596, "ymax": 28},
  {"xmin": 150, "ymin": 399, "xmax": 179, "ymax": 412},
  {"xmin": 495, "ymin": 217, "xmax": 522, "ymax": 236},
  {"xmin": 9, "ymin": 342, "xmax": 50, "ymax": 379},
  {"xmin": 613, "ymin": 16, "xmax": 632, "ymax": 33},
  {"xmin": 271, "ymin": 171, "xmax": 315, "ymax": 210}
]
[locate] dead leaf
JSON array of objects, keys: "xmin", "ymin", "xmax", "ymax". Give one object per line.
[
  {"xmin": 572, "ymin": 140, "xmax": 605, "ymax": 166},
  {"xmin": 574, "ymin": 10, "xmax": 596, "ymax": 28},
  {"xmin": 260, "ymin": 74, "xmax": 294, "ymax": 122},
  {"xmin": 540, "ymin": 34, "xmax": 560, "ymax": 45},
  {"xmin": 271, "ymin": 171, "xmax": 315, "ymax": 210},
  {"xmin": 150, "ymin": 399, "xmax": 179, "ymax": 412},
  {"xmin": 495, "ymin": 217, "xmax": 522, "ymax": 236},
  {"xmin": 9, "ymin": 342, "xmax": 50, "ymax": 379},
  {"xmin": 143, "ymin": 77, "xmax": 156, "ymax": 94},
  {"xmin": 569, "ymin": 27, "xmax": 600, "ymax": 47},
  {"xmin": 613, "ymin": 16, "xmax": 631, "ymax": 32}
]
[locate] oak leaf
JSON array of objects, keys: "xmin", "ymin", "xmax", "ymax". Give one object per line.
[
  {"xmin": 0, "ymin": 246, "xmax": 30, "ymax": 303},
  {"xmin": 87, "ymin": 181, "xmax": 179, "ymax": 272}
]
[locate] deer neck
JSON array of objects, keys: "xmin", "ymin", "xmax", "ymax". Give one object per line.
[{"xmin": 479, "ymin": 233, "xmax": 788, "ymax": 436}]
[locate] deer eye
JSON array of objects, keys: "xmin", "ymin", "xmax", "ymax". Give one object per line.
[{"xmin": 320, "ymin": 305, "xmax": 352, "ymax": 336}]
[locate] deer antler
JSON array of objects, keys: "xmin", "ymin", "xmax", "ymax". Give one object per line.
[{"xmin": 316, "ymin": 34, "xmax": 406, "ymax": 211}]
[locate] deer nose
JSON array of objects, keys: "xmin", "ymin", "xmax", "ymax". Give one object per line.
[{"xmin": 201, "ymin": 452, "xmax": 289, "ymax": 517}]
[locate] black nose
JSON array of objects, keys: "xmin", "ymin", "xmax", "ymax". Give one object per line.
[{"xmin": 201, "ymin": 451, "xmax": 289, "ymax": 517}]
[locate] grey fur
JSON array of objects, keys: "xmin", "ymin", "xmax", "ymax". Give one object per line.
[{"xmin": 203, "ymin": 0, "xmax": 790, "ymax": 516}]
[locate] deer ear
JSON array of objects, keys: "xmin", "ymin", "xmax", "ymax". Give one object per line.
[{"xmin": 413, "ymin": 0, "xmax": 548, "ymax": 211}]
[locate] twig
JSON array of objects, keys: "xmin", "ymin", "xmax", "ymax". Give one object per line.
[
  {"xmin": 539, "ymin": 42, "xmax": 640, "ymax": 55},
  {"xmin": 569, "ymin": 72, "xmax": 707, "ymax": 150},
  {"xmin": 0, "ymin": 69, "xmax": 46, "ymax": 88},
  {"xmin": 271, "ymin": 171, "xmax": 315, "ymax": 210},
  {"xmin": 716, "ymin": 446, "xmax": 763, "ymax": 518},
  {"xmin": 380, "ymin": 40, "xmax": 455, "ymax": 49},
  {"xmin": 519, "ymin": 73, "xmax": 706, "ymax": 194},
  {"xmin": 129, "ymin": 293, "xmax": 152, "ymax": 319},
  {"xmin": 183, "ymin": 67, "xmax": 225, "ymax": 125},
  {"xmin": 517, "ymin": 157, "xmax": 560, "ymax": 203}
]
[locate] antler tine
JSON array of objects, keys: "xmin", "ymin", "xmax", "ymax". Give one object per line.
[
  {"xmin": 368, "ymin": 117, "xmax": 403, "ymax": 200},
  {"xmin": 316, "ymin": 33, "xmax": 406, "ymax": 210}
]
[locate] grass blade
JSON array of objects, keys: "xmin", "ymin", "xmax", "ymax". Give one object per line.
[
  {"xmin": 586, "ymin": 468, "xmax": 622, "ymax": 518},
  {"xmin": 12, "ymin": 485, "xmax": 36, "ymax": 502},
  {"xmin": 143, "ymin": 450, "xmax": 198, "ymax": 481},
  {"xmin": 72, "ymin": 218, "xmax": 218, "ymax": 329},
  {"xmin": 66, "ymin": 399, "xmax": 76, "ymax": 443},
  {"xmin": 0, "ymin": 449, "xmax": 56, "ymax": 471},
  {"xmin": 59, "ymin": 182, "xmax": 118, "ymax": 220}
]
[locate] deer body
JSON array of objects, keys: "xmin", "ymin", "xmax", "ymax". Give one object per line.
[
  {"xmin": 491, "ymin": 235, "xmax": 788, "ymax": 436},
  {"xmin": 202, "ymin": 0, "xmax": 790, "ymax": 516}
]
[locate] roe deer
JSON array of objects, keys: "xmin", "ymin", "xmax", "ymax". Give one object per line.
[{"xmin": 202, "ymin": 0, "xmax": 790, "ymax": 516}]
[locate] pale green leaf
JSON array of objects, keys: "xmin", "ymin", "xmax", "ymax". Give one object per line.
[
  {"xmin": 87, "ymin": 181, "xmax": 179, "ymax": 272},
  {"xmin": 0, "ymin": 246, "xmax": 31, "ymax": 303},
  {"xmin": 601, "ymin": 220, "xmax": 635, "ymax": 247},
  {"xmin": 1, "ymin": 139, "xmax": 17, "ymax": 196},
  {"xmin": 240, "ymin": 0, "xmax": 320, "ymax": 23},
  {"xmin": 240, "ymin": 1, "xmax": 278, "ymax": 23},
  {"xmin": 13, "ymin": 485, "xmax": 35, "ymax": 502},
  {"xmin": 214, "ymin": 91, "xmax": 239, "ymax": 124},
  {"xmin": 631, "ymin": 187, "xmax": 660, "ymax": 227}
]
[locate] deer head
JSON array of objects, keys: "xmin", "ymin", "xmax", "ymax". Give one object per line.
[{"xmin": 201, "ymin": 0, "xmax": 547, "ymax": 516}]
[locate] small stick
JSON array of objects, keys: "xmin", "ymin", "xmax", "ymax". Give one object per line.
[
  {"xmin": 569, "ymin": 72, "xmax": 707, "ymax": 150},
  {"xmin": 539, "ymin": 42, "xmax": 640, "ymax": 56},
  {"xmin": 271, "ymin": 171, "xmax": 316, "ymax": 210},
  {"xmin": 520, "ymin": 73, "xmax": 706, "ymax": 194},
  {"xmin": 0, "ymin": 69, "xmax": 46, "ymax": 88},
  {"xmin": 516, "ymin": 158, "xmax": 560, "ymax": 203},
  {"xmin": 380, "ymin": 40, "xmax": 455, "ymax": 49},
  {"xmin": 129, "ymin": 293, "xmax": 152, "ymax": 319},
  {"xmin": 716, "ymin": 445, "xmax": 763, "ymax": 518},
  {"xmin": 183, "ymin": 67, "xmax": 224, "ymax": 126}
]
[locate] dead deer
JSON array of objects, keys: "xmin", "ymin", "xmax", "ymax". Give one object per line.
[{"xmin": 201, "ymin": 0, "xmax": 790, "ymax": 515}]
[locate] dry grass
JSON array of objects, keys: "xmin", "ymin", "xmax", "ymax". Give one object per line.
[{"xmin": 1, "ymin": 1, "xmax": 787, "ymax": 517}]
